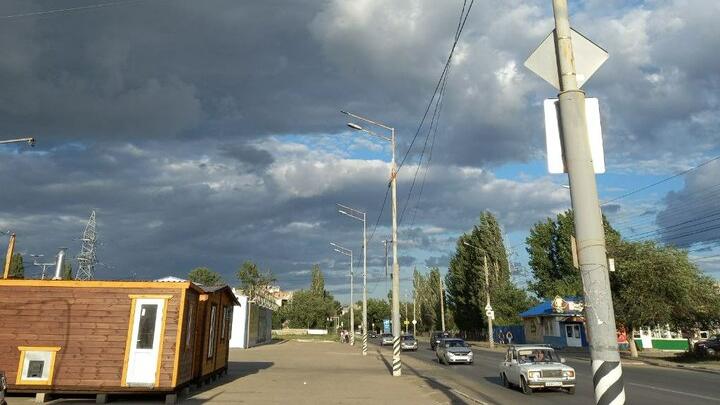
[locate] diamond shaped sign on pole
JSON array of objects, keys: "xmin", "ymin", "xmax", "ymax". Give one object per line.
[{"xmin": 524, "ymin": 28, "xmax": 608, "ymax": 90}]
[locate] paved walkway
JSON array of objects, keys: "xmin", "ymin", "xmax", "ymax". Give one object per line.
[
  {"xmin": 186, "ymin": 340, "xmax": 469, "ymax": 404},
  {"xmin": 4, "ymin": 340, "xmax": 472, "ymax": 405}
]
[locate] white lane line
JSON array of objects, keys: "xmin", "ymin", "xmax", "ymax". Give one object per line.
[{"xmin": 627, "ymin": 382, "xmax": 720, "ymax": 402}]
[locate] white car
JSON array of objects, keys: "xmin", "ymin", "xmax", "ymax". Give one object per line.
[
  {"xmin": 499, "ymin": 345, "xmax": 576, "ymax": 395},
  {"xmin": 436, "ymin": 338, "xmax": 473, "ymax": 365},
  {"xmin": 380, "ymin": 333, "xmax": 393, "ymax": 346}
]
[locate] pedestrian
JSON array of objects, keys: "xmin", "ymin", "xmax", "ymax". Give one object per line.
[{"xmin": 506, "ymin": 330, "xmax": 514, "ymax": 345}]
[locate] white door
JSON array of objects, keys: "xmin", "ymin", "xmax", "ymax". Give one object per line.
[
  {"xmin": 565, "ymin": 324, "xmax": 582, "ymax": 347},
  {"xmin": 126, "ymin": 298, "xmax": 165, "ymax": 386}
]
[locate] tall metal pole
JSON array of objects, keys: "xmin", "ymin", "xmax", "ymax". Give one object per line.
[
  {"xmin": 552, "ymin": 1, "xmax": 624, "ymax": 403},
  {"xmin": 404, "ymin": 298, "xmax": 409, "ymax": 334},
  {"xmin": 350, "ymin": 250, "xmax": 355, "ymax": 346},
  {"xmin": 412, "ymin": 293, "xmax": 417, "ymax": 336},
  {"xmin": 390, "ymin": 128, "xmax": 402, "ymax": 376},
  {"xmin": 439, "ymin": 277, "xmax": 446, "ymax": 332},
  {"xmin": 484, "ymin": 256, "xmax": 494, "ymax": 349},
  {"xmin": 362, "ymin": 211, "xmax": 368, "ymax": 355}
]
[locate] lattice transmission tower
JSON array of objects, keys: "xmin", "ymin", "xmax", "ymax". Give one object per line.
[{"xmin": 75, "ymin": 210, "xmax": 98, "ymax": 280}]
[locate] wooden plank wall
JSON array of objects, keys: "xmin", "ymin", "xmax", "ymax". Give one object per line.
[
  {"xmin": 0, "ymin": 285, "xmax": 182, "ymax": 391},
  {"xmin": 176, "ymin": 290, "xmax": 199, "ymax": 385}
]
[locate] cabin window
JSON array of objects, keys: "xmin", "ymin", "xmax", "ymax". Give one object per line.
[
  {"xmin": 185, "ymin": 303, "xmax": 194, "ymax": 351},
  {"xmin": 208, "ymin": 304, "xmax": 218, "ymax": 358},
  {"xmin": 137, "ymin": 304, "xmax": 159, "ymax": 349},
  {"xmin": 16, "ymin": 347, "xmax": 61, "ymax": 385},
  {"xmin": 221, "ymin": 306, "xmax": 229, "ymax": 340}
]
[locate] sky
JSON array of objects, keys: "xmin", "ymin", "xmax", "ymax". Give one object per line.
[{"xmin": 1, "ymin": 0, "xmax": 719, "ymax": 303}]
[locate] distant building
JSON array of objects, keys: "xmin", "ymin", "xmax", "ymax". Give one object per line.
[
  {"xmin": 521, "ymin": 297, "xmax": 588, "ymax": 349},
  {"xmin": 267, "ymin": 285, "xmax": 293, "ymax": 307},
  {"xmin": 229, "ymin": 288, "xmax": 278, "ymax": 349}
]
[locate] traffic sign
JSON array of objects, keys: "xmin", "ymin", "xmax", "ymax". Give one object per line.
[
  {"xmin": 486, "ymin": 310, "xmax": 495, "ymax": 320},
  {"xmin": 524, "ymin": 28, "xmax": 608, "ymax": 90},
  {"xmin": 544, "ymin": 97, "xmax": 605, "ymax": 174},
  {"xmin": 485, "ymin": 304, "xmax": 492, "ymax": 312},
  {"xmin": 412, "ymin": 319, "xmax": 417, "ymax": 325},
  {"xmin": 404, "ymin": 320, "xmax": 410, "ymax": 326}
]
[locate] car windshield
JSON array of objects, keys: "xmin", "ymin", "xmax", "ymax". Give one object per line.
[
  {"xmin": 382, "ymin": 334, "xmax": 392, "ymax": 338},
  {"xmin": 445, "ymin": 340, "xmax": 466, "ymax": 348},
  {"xmin": 403, "ymin": 335, "xmax": 415, "ymax": 341},
  {"xmin": 517, "ymin": 349, "xmax": 556, "ymax": 363}
]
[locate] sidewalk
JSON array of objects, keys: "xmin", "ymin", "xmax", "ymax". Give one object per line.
[{"xmin": 186, "ymin": 340, "xmax": 473, "ymax": 404}]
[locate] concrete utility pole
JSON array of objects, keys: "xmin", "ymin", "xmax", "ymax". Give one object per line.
[
  {"xmin": 412, "ymin": 293, "xmax": 417, "ymax": 336},
  {"xmin": 342, "ymin": 111, "xmax": 402, "ymax": 376},
  {"xmin": 404, "ymin": 297, "xmax": 409, "ymax": 334},
  {"xmin": 439, "ymin": 277, "xmax": 446, "ymax": 332},
  {"xmin": 484, "ymin": 256, "xmax": 494, "ymax": 349},
  {"xmin": 331, "ymin": 243, "xmax": 354, "ymax": 346},
  {"xmin": 550, "ymin": 1, "xmax": 625, "ymax": 402},
  {"xmin": 463, "ymin": 241, "xmax": 494, "ymax": 348},
  {"xmin": 337, "ymin": 204, "xmax": 368, "ymax": 356}
]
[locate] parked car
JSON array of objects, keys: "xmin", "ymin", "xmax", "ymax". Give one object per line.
[
  {"xmin": 370, "ymin": 331, "xmax": 378, "ymax": 338},
  {"xmin": 499, "ymin": 345, "xmax": 576, "ymax": 395},
  {"xmin": 401, "ymin": 335, "xmax": 418, "ymax": 351},
  {"xmin": 694, "ymin": 335, "xmax": 720, "ymax": 357},
  {"xmin": 430, "ymin": 331, "xmax": 450, "ymax": 350},
  {"xmin": 381, "ymin": 333, "xmax": 393, "ymax": 346},
  {"xmin": 436, "ymin": 338, "xmax": 473, "ymax": 365}
]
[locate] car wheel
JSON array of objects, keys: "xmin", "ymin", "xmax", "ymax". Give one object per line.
[
  {"xmin": 501, "ymin": 373, "xmax": 510, "ymax": 388},
  {"xmin": 567, "ymin": 386, "xmax": 576, "ymax": 395},
  {"xmin": 520, "ymin": 377, "xmax": 533, "ymax": 395},
  {"xmin": 707, "ymin": 348, "xmax": 717, "ymax": 356}
]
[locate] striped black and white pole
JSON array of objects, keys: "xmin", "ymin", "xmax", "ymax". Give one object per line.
[
  {"xmin": 392, "ymin": 335, "xmax": 402, "ymax": 376},
  {"xmin": 592, "ymin": 360, "xmax": 625, "ymax": 405},
  {"xmin": 547, "ymin": 1, "xmax": 626, "ymax": 404}
]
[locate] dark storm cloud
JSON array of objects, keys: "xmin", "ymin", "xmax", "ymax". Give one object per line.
[
  {"xmin": 1, "ymin": 0, "xmax": 719, "ymax": 296},
  {"xmin": 655, "ymin": 161, "xmax": 720, "ymax": 248}
]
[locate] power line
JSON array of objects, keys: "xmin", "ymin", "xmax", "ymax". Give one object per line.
[
  {"xmin": 398, "ymin": 0, "xmax": 473, "ymax": 225},
  {"xmin": 367, "ymin": 184, "xmax": 390, "ymax": 244},
  {"xmin": 396, "ymin": 0, "xmax": 474, "ymax": 175},
  {"xmin": 0, "ymin": 0, "xmax": 156, "ymax": 20},
  {"xmin": 601, "ymin": 154, "xmax": 720, "ymax": 206}
]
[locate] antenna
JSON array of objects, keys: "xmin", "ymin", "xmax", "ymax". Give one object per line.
[{"xmin": 75, "ymin": 210, "xmax": 98, "ymax": 280}]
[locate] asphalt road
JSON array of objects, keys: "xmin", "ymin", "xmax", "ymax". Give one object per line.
[{"xmin": 371, "ymin": 339, "xmax": 720, "ymax": 405}]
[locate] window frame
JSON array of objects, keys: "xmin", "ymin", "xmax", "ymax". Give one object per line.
[
  {"xmin": 15, "ymin": 346, "xmax": 62, "ymax": 386},
  {"xmin": 185, "ymin": 302, "xmax": 194, "ymax": 351},
  {"xmin": 207, "ymin": 304, "xmax": 218, "ymax": 359},
  {"xmin": 221, "ymin": 305, "xmax": 228, "ymax": 341}
]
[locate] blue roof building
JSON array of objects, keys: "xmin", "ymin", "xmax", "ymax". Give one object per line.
[{"xmin": 520, "ymin": 297, "xmax": 588, "ymax": 348}]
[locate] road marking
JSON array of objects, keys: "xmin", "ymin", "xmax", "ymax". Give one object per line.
[
  {"xmin": 449, "ymin": 388, "xmax": 491, "ymax": 404},
  {"xmin": 627, "ymin": 382, "xmax": 720, "ymax": 402}
]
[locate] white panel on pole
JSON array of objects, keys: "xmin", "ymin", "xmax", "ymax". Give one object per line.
[{"xmin": 544, "ymin": 98, "xmax": 605, "ymax": 174}]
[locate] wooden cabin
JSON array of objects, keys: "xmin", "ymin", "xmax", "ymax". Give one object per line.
[{"xmin": 0, "ymin": 279, "xmax": 239, "ymax": 402}]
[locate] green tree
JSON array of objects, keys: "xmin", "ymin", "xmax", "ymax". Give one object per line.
[
  {"xmin": 236, "ymin": 261, "xmax": 276, "ymax": 299},
  {"xmin": 526, "ymin": 210, "xmax": 621, "ymax": 298},
  {"xmin": 62, "ymin": 261, "xmax": 73, "ymax": 280},
  {"xmin": 446, "ymin": 212, "xmax": 533, "ymax": 332},
  {"xmin": 366, "ymin": 298, "xmax": 390, "ymax": 332},
  {"xmin": 188, "ymin": 267, "xmax": 224, "ymax": 286},
  {"xmin": 4, "ymin": 253, "xmax": 24, "ymax": 279},
  {"xmin": 611, "ymin": 240, "xmax": 720, "ymax": 356},
  {"xmin": 310, "ymin": 264, "xmax": 325, "ymax": 297}
]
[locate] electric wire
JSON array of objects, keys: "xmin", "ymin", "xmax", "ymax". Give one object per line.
[
  {"xmin": 601, "ymin": 154, "xmax": 720, "ymax": 206},
  {"xmin": 0, "ymin": 0, "xmax": 156, "ymax": 20},
  {"xmin": 395, "ymin": 0, "xmax": 474, "ymax": 175}
]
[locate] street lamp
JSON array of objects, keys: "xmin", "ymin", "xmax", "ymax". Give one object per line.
[
  {"xmin": 340, "ymin": 110, "xmax": 403, "ymax": 376},
  {"xmin": 337, "ymin": 203, "xmax": 368, "ymax": 356},
  {"xmin": 331, "ymin": 242, "xmax": 355, "ymax": 346},
  {"xmin": 463, "ymin": 241, "xmax": 494, "ymax": 348},
  {"xmin": 0, "ymin": 137, "xmax": 35, "ymax": 147}
]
